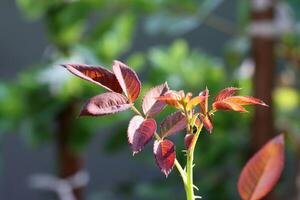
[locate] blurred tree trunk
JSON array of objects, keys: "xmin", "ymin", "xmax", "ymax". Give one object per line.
[
  {"xmin": 57, "ymin": 102, "xmax": 83, "ymax": 200},
  {"xmin": 250, "ymin": 1, "xmax": 276, "ymax": 153},
  {"xmin": 250, "ymin": 1, "xmax": 276, "ymax": 200}
]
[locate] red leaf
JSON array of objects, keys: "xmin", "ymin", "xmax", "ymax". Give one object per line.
[
  {"xmin": 184, "ymin": 134, "xmax": 194, "ymax": 150},
  {"xmin": 112, "ymin": 60, "xmax": 141, "ymax": 102},
  {"xmin": 199, "ymin": 88, "xmax": 209, "ymax": 113},
  {"xmin": 213, "ymin": 101, "xmax": 248, "ymax": 113},
  {"xmin": 153, "ymin": 139, "xmax": 176, "ymax": 177},
  {"xmin": 156, "ymin": 90, "xmax": 183, "ymax": 109},
  {"xmin": 128, "ymin": 115, "xmax": 157, "ymax": 155},
  {"xmin": 160, "ymin": 111, "xmax": 187, "ymax": 138},
  {"xmin": 212, "ymin": 88, "xmax": 268, "ymax": 112},
  {"xmin": 238, "ymin": 134, "xmax": 285, "ymax": 200},
  {"xmin": 186, "ymin": 96, "xmax": 205, "ymax": 111},
  {"xmin": 214, "ymin": 87, "xmax": 240, "ymax": 102},
  {"xmin": 224, "ymin": 96, "xmax": 268, "ymax": 106},
  {"xmin": 80, "ymin": 92, "xmax": 131, "ymax": 116},
  {"xmin": 62, "ymin": 64, "xmax": 122, "ymax": 93},
  {"xmin": 200, "ymin": 113, "xmax": 213, "ymax": 133},
  {"xmin": 142, "ymin": 82, "xmax": 169, "ymax": 117}
]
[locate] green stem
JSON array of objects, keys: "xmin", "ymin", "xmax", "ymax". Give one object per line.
[
  {"xmin": 131, "ymin": 105, "xmax": 143, "ymax": 116},
  {"xmin": 186, "ymin": 123, "xmax": 203, "ymax": 200},
  {"xmin": 186, "ymin": 151, "xmax": 194, "ymax": 199}
]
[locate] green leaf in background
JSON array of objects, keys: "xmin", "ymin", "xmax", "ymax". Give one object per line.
[
  {"xmin": 144, "ymin": 0, "xmax": 225, "ymax": 36},
  {"xmin": 16, "ymin": 0, "xmax": 61, "ymax": 19},
  {"xmin": 274, "ymin": 87, "xmax": 300, "ymax": 112},
  {"xmin": 148, "ymin": 39, "xmax": 225, "ymax": 90},
  {"xmin": 90, "ymin": 13, "xmax": 135, "ymax": 61}
]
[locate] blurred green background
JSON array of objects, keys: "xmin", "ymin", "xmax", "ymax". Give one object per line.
[{"xmin": 1, "ymin": 0, "xmax": 300, "ymax": 199}]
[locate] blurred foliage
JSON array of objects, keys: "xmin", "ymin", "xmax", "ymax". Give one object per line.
[{"xmin": 1, "ymin": 0, "xmax": 300, "ymax": 199}]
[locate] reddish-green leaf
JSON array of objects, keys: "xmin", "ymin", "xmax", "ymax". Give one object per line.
[
  {"xmin": 153, "ymin": 139, "xmax": 176, "ymax": 177},
  {"xmin": 213, "ymin": 101, "xmax": 248, "ymax": 112},
  {"xmin": 142, "ymin": 82, "xmax": 169, "ymax": 117},
  {"xmin": 156, "ymin": 90, "xmax": 183, "ymax": 109},
  {"xmin": 80, "ymin": 92, "xmax": 131, "ymax": 116},
  {"xmin": 213, "ymin": 88, "xmax": 268, "ymax": 112},
  {"xmin": 200, "ymin": 113, "xmax": 213, "ymax": 133},
  {"xmin": 128, "ymin": 115, "xmax": 157, "ymax": 155},
  {"xmin": 112, "ymin": 60, "xmax": 141, "ymax": 102},
  {"xmin": 214, "ymin": 87, "xmax": 240, "ymax": 102},
  {"xmin": 238, "ymin": 134, "xmax": 285, "ymax": 200},
  {"xmin": 186, "ymin": 96, "xmax": 205, "ymax": 111},
  {"xmin": 224, "ymin": 96, "xmax": 268, "ymax": 106},
  {"xmin": 160, "ymin": 111, "xmax": 186, "ymax": 138},
  {"xmin": 199, "ymin": 88, "xmax": 209, "ymax": 113},
  {"xmin": 62, "ymin": 64, "xmax": 122, "ymax": 93}
]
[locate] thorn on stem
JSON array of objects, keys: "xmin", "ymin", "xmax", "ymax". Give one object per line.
[{"xmin": 193, "ymin": 185, "xmax": 199, "ymax": 191}]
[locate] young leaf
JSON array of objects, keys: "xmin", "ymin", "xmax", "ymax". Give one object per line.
[
  {"xmin": 212, "ymin": 88, "xmax": 268, "ymax": 112},
  {"xmin": 153, "ymin": 139, "xmax": 176, "ymax": 177},
  {"xmin": 199, "ymin": 88, "xmax": 209, "ymax": 113},
  {"xmin": 112, "ymin": 60, "xmax": 141, "ymax": 102},
  {"xmin": 238, "ymin": 134, "xmax": 285, "ymax": 200},
  {"xmin": 142, "ymin": 82, "xmax": 169, "ymax": 117},
  {"xmin": 184, "ymin": 92, "xmax": 193, "ymax": 103},
  {"xmin": 156, "ymin": 90, "xmax": 183, "ymax": 109},
  {"xmin": 186, "ymin": 96, "xmax": 205, "ymax": 111},
  {"xmin": 128, "ymin": 115, "xmax": 157, "ymax": 155},
  {"xmin": 62, "ymin": 64, "xmax": 122, "ymax": 93},
  {"xmin": 214, "ymin": 87, "xmax": 240, "ymax": 102},
  {"xmin": 160, "ymin": 111, "xmax": 186, "ymax": 138},
  {"xmin": 200, "ymin": 113, "xmax": 213, "ymax": 133},
  {"xmin": 80, "ymin": 92, "xmax": 131, "ymax": 116},
  {"xmin": 224, "ymin": 96, "xmax": 268, "ymax": 106},
  {"xmin": 213, "ymin": 101, "xmax": 248, "ymax": 112}
]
